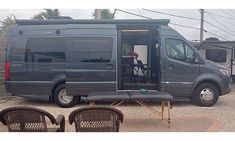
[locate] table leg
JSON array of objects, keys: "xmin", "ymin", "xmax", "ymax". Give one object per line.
[
  {"xmin": 110, "ymin": 101, "xmax": 118, "ymax": 106},
  {"xmin": 161, "ymin": 101, "xmax": 165, "ymax": 120},
  {"xmin": 90, "ymin": 101, "xmax": 95, "ymax": 106},
  {"xmin": 115, "ymin": 101, "xmax": 124, "ymax": 106},
  {"xmin": 111, "ymin": 101, "xmax": 124, "ymax": 107},
  {"xmin": 170, "ymin": 101, "xmax": 173, "ymax": 109},
  {"xmin": 136, "ymin": 101, "xmax": 162, "ymax": 117},
  {"xmin": 167, "ymin": 101, "xmax": 171, "ymax": 128}
]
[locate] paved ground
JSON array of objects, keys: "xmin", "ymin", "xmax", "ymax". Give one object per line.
[{"xmin": 0, "ymin": 84, "xmax": 235, "ymax": 132}]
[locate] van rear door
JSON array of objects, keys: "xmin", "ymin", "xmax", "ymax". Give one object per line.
[
  {"xmin": 5, "ymin": 35, "xmax": 32, "ymax": 95},
  {"xmin": 65, "ymin": 25, "xmax": 117, "ymax": 96}
]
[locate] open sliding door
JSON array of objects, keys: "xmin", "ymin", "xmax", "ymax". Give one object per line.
[{"xmin": 117, "ymin": 27, "xmax": 160, "ymax": 91}]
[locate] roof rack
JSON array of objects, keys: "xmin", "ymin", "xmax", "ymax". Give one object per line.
[
  {"xmin": 15, "ymin": 19, "xmax": 170, "ymax": 26},
  {"xmin": 48, "ymin": 16, "xmax": 73, "ymax": 19}
]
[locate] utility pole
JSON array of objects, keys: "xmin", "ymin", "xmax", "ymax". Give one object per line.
[
  {"xmin": 200, "ymin": 9, "xmax": 204, "ymax": 42},
  {"xmin": 95, "ymin": 9, "xmax": 102, "ymax": 20}
]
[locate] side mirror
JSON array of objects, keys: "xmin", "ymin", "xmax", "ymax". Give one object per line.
[
  {"xmin": 195, "ymin": 56, "xmax": 199, "ymax": 63},
  {"xmin": 186, "ymin": 54, "xmax": 198, "ymax": 64},
  {"xmin": 194, "ymin": 53, "xmax": 203, "ymax": 64}
]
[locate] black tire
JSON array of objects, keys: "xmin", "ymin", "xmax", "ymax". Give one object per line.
[
  {"xmin": 53, "ymin": 84, "xmax": 78, "ymax": 108},
  {"xmin": 192, "ymin": 83, "xmax": 219, "ymax": 107}
]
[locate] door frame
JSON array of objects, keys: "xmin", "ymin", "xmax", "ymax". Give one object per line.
[{"xmin": 116, "ymin": 25, "xmax": 159, "ymax": 91}]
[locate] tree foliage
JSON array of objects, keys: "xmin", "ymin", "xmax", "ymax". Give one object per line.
[
  {"xmin": 93, "ymin": 9, "xmax": 115, "ymax": 19},
  {"xmin": 0, "ymin": 16, "xmax": 15, "ymax": 37},
  {"xmin": 101, "ymin": 9, "xmax": 114, "ymax": 19},
  {"xmin": 32, "ymin": 9, "xmax": 60, "ymax": 20}
]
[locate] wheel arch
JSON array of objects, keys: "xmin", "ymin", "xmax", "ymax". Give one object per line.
[
  {"xmin": 51, "ymin": 80, "xmax": 65, "ymax": 102},
  {"xmin": 192, "ymin": 79, "xmax": 222, "ymax": 97}
]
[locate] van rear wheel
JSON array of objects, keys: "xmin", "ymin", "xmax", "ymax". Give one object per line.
[
  {"xmin": 53, "ymin": 84, "xmax": 78, "ymax": 108},
  {"xmin": 192, "ymin": 83, "xmax": 219, "ymax": 107}
]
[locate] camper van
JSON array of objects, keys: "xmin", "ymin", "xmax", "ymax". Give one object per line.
[
  {"xmin": 192, "ymin": 40, "xmax": 235, "ymax": 81},
  {"xmin": 5, "ymin": 19, "xmax": 231, "ymax": 107}
]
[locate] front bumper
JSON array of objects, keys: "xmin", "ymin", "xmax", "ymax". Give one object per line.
[
  {"xmin": 221, "ymin": 79, "xmax": 232, "ymax": 95},
  {"xmin": 221, "ymin": 86, "xmax": 231, "ymax": 95}
]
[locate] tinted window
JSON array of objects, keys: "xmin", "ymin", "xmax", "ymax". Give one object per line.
[
  {"xmin": 67, "ymin": 37, "xmax": 113, "ymax": 63},
  {"xmin": 206, "ymin": 49, "xmax": 226, "ymax": 62},
  {"xmin": 25, "ymin": 37, "xmax": 65, "ymax": 62},
  {"xmin": 166, "ymin": 38, "xmax": 195, "ymax": 63}
]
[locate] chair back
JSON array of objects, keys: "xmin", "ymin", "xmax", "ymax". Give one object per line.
[
  {"xmin": 69, "ymin": 106, "xmax": 124, "ymax": 132},
  {"xmin": 1, "ymin": 107, "xmax": 57, "ymax": 132},
  {"xmin": 0, "ymin": 111, "xmax": 3, "ymax": 123},
  {"xmin": 137, "ymin": 60, "xmax": 144, "ymax": 68}
]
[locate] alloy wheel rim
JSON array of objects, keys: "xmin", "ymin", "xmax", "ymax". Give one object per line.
[
  {"xmin": 58, "ymin": 89, "xmax": 73, "ymax": 104},
  {"xmin": 200, "ymin": 88, "xmax": 214, "ymax": 102}
]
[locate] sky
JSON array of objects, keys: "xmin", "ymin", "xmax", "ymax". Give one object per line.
[{"xmin": 1, "ymin": 9, "xmax": 235, "ymax": 41}]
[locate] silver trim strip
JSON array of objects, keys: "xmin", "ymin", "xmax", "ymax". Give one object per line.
[
  {"xmin": 116, "ymin": 89, "xmax": 158, "ymax": 92},
  {"xmin": 66, "ymin": 81, "xmax": 116, "ymax": 84},
  {"xmin": 161, "ymin": 81, "xmax": 193, "ymax": 84},
  {"xmin": 66, "ymin": 69, "xmax": 115, "ymax": 72},
  {"xmin": 7, "ymin": 81, "xmax": 52, "ymax": 84}
]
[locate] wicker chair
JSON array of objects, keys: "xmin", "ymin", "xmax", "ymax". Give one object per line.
[
  {"xmin": 0, "ymin": 111, "xmax": 3, "ymax": 124},
  {"xmin": 69, "ymin": 106, "xmax": 124, "ymax": 132},
  {"xmin": 0, "ymin": 106, "xmax": 65, "ymax": 132}
]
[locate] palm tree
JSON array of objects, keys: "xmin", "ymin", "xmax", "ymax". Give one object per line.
[
  {"xmin": 93, "ymin": 9, "xmax": 115, "ymax": 19},
  {"xmin": 0, "ymin": 15, "xmax": 15, "ymax": 37},
  {"xmin": 32, "ymin": 9, "xmax": 60, "ymax": 20},
  {"xmin": 101, "ymin": 9, "xmax": 115, "ymax": 19}
]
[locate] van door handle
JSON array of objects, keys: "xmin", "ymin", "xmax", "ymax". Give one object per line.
[
  {"xmin": 105, "ymin": 64, "xmax": 113, "ymax": 69},
  {"xmin": 166, "ymin": 65, "xmax": 174, "ymax": 70}
]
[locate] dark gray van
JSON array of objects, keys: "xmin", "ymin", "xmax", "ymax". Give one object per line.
[{"xmin": 5, "ymin": 19, "xmax": 231, "ymax": 107}]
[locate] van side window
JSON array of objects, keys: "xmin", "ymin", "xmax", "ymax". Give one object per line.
[
  {"xmin": 25, "ymin": 37, "xmax": 65, "ymax": 62},
  {"xmin": 165, "ymin": 38, "xmax": 195, "ymax": 63},
  {"xmin": 67, "ymin": 37, "xmax": 113, "ymax": 63},
  {"xmin": 206, "ymin": 49, "xmax": 226, "ymax": 62}
]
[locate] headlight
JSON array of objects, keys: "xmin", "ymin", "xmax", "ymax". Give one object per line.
[{"xmin": 219, "ymin": 69, "xmax": 230, "ymax": 76}]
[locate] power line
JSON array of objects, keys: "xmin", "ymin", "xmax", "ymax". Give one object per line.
[
  {"xmin": 112, "ymin": 9, "xmax": 117, "ymax": 19},
  {"xmin": 204, "ymin": 20, "xmax": 235, "ymax": 36},
  {"xmin": 142, "ymin": 9, "xmax": 200, "ymax": 21},
  {"xmin": 116, "ymin": 9, "xmax": 200, "ymax": 30},
  {"xmin": 116, "ymin": 9, "xmax": 229, "ymax": 41},
  {"xmin": 116, "ymin": 9, "xmax": 152, "ymax": 19},
  {"xmin": 205, "ymin": 10, "xmax": 235, "ymax": 31},
  {"xmin": 167, "ymin": 23, "xmax": 229, "ymax": 41},
  {"xmin": 205, "ymin": 11, "xmax": 235, "ymax": 35},
  {"xmin": 220, "ymin": 9, "xmax": 235, "ymax": 18},
  {"xmin": 141, "ymin": 9, "xmax": 227, "ymax": 41},
  {"xmin": 205, "ymin": 11, "xmax": 235, "ymax": 20},
  {"xmin": 228, "ymin": 9, "xmax": 235, "ymax": 14},
  {"xmin": 169, "ymin": 23, "xmax": 200, "ymax": 30},
  {"xmin": 137, "ymin": 9, "xmax": 144, "ymax": 17},
  {"xmin": 204, "ymin": 30, "xmax": 229, "ymax": 41}
]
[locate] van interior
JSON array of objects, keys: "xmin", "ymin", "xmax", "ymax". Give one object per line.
[{"xmin": 118, "ymin": 28, "xmax": 161, "ymax": 90}]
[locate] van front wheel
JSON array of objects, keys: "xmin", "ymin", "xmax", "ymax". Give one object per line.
[
  {"xmin": 53, "ymin": 84, "xmax": 78, "ymax": 108},
  {"xmin": 192, "ymin": 83, "xmax": 219, "ymax": 107}
]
